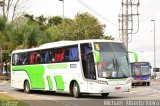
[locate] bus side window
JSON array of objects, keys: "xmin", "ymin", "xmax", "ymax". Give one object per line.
[
  {"xmin": 45, "ymin": 51, "xmax": 50, "ymax": 63},
  {"xmin": 18, "ymin": 54, "xmax": 23, "ymax": 65},
  {"xmin": 35, "ymin": 52, "xmax": 41, "ymax": 64},
  {"xmin": 15, "ymin": 54, "xmax": 20, "ymax": 65},
  {"xmin": 22, "ymin": 53, "xmax": 27, "ymax": 65},
  {"xmin": 55, "ymin": 49, "xmax": 64, "ymax": 62},
  {"xmin": 69, "ymin": 47, "xmax": 79, "ymax": 61},
  {"xmin": 41, "ymin": 51, "xmax": 45, "ymax": 63},
  {"xmin": 64, "ymin": 48, "xmax": 69, "ymax": 62},
  {"xmin": 12, "ymin": 54, "xmax": 16, "ymax": 65},
  {"xmin": 51, "ymin": 51, "xmax": 55, "ymax": 62},
  {"xmin": 49, "ymin": 51, "xmax": 53, "ymax": 62},
  {"xmin": 30, "ymin": 52, "xmax": 35, "ymax": 64}
]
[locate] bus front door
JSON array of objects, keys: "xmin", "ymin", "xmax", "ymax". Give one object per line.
[
  {"xmin": 86, "ymin": 53, "xmax": 96, "ymax": 93},
  {"xmin": 80, "ymin": 43, "xmax": 96, "ymax": 93}
]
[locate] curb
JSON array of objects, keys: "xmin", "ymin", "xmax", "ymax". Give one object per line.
[{"xmin": 0, "ymin": 80, "xmax": 10, "ymax": 84}]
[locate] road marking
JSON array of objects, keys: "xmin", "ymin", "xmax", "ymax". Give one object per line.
[
  {"xmin": 29, "ymin": 94, "xmax": 52, "ymax": 100},
  {"xmin": 147, "ymin": 88, "xmax": 160, "ymax": 92},
  {"xmin": 0, "ymin": 92, "xmax": 8, "ymax": 94},
  {"xmin": 150, "ymin": 94, "xmax": 160, "ymax": 97},
  {"xmin": 122, "ymin": 92, "xmax": 133, "ymax": 94},
  {"xmin": 130, "ymin": 91, "xmax": 139, "ymax": 93},
  {"xmin": 57, "ymin": 101, "xmax": 81, "ymax": 106},
  {"xmin": 0, "ymin": 90, "xmax": 8, "ymax": 94}
]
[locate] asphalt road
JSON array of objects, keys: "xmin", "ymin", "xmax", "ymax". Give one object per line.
[{"xmin": 0, "ymin": 81, "xmax": 160, "ymax": 106}]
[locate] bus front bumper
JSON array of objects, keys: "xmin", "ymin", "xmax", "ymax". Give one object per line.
[
  {"xmin": 132, "ymin": 79, "xmax": 151, "ymax": 84},
  {"xmin": 94, "ymin": 83, "xmax": 131, "ymax": 93}
]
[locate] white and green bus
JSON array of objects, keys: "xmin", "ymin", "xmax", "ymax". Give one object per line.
[{"xmin": 11, "ymin": 39, "xmax": 131, "ymax": 98}]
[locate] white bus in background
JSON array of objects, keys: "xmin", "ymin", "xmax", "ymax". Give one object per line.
[{"xmin": 11, "ymin": 39, "xmax": 131, "ymax": 98}]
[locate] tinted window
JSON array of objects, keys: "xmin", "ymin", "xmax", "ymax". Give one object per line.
[{"xmin": 12, "ymin": 45, "xmax": 79, "ymax": 66}]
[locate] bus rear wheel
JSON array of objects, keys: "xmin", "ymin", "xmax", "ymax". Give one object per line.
[
  {"xmin": 73, "ymin": 82, "xmax": 80, "ymax": 98},
  {"xmin": 147, "ymin": 82, "xmax": 150, "ymax": 86},
  {"xmin": 24, "ymin": 81, "xmax": 31, "ymax": 93},
  {"xmin": 101, "ymin": 93, "xmax": 109, "ymax": 98}
]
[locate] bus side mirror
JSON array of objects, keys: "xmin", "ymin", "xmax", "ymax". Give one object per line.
[{"xmin": 93, "ymin": 50, "xmax": 100, "ymax": 63}]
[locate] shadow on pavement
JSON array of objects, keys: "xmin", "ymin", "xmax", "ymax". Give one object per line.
[{"xmin": 15, "ymin": 89, "xmax": 125, "ymax": 99}]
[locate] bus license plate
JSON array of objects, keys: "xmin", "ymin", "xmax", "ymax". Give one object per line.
[{"xmin": 115, "ymin": 87, "xmax": 121, "ymax": 90}]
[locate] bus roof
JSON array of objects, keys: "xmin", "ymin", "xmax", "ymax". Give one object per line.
[{"xmin": 12, "ymin": 39, "xmax": 122, "ymax": 54}]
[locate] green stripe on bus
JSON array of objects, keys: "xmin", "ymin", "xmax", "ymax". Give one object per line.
[
  {"xmin": 47, "ymin": 76, "xmax": 53, "ymax": 90},
  {"xmin": 12, "ymin": 65, "xmax": 45, "ymax": 89},
  {"xmin": 54, "ymin": 75, "xmax": 65, "ymax": 90}
]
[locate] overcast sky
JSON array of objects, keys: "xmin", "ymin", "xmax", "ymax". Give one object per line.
[{"xmin": 26, "ymin": 0, "xmax": 160, "ymax": 67}]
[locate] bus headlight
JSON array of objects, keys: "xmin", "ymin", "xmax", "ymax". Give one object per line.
[
  {"xmin": 98, "ymin": 80, "xmax": 108, "ymax": 84},
  {"xmin": 148, "ymin": 77, "xmax": 151, "ymax": 80}
]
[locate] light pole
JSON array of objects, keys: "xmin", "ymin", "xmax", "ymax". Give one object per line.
[
  {"xmin": 59, "ymin": 0, "xmax": 65, "ymax": 36},
  {"xmin": 151, "ymin": 20, "xmax": 156, "ymax": 68}
]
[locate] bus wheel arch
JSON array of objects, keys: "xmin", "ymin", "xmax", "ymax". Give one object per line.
[
  {"xmin": 69, "ymin": 80, "xmax": 80, "ymax": 98},
  {"xmin": 24, "ymin": 80, "xmax": 31, "ymax": 93},
  {"xmin": 101, "ymin": 93, "xmax": 109, "ymax": 98}
]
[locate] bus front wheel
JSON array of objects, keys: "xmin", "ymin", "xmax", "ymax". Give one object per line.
[
  {"xmin": 73, "ymin": 82, "xmax": 80, "ymax": 98},
  {"xmin": 101, "ymin": 93, "xmax": 109, "ymax": 98},
  {"xmin": 24, "ymin": 81, "xmax": 31, "ymax": 93}
]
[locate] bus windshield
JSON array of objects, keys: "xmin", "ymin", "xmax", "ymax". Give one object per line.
[
  {"xmin": 94, "ymin": 42, "xmax": 130, "ymax": 79},
  {"xmin": 131, "ymin": 62, "xmax": 151, "ymax": 76}
]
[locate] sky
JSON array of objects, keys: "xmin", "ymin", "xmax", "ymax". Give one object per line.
[{"xmin": 25, "ymin": 0, "xmax": 160, "ymax": 68}]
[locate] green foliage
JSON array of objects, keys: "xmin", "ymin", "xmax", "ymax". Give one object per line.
[
  {"xmin": 48, "ymin": 13, "xmax": 106, "ymax": 41},
  {"xmin": 74, "ymin": 13, "xmax": 104, "ymax": 39},
  {"xmin": 0, "ymin": 17, "xmax": 9, "ymax": 50},
  {"xmin": 24, "ymin": 14, "xmax": 35, "ymax": 22},
  {"xmin": 2, "ymin": 52, "xmax": 10, "ymax": 63},
  {"xmin": 101, "ymin": 35, "xmax": 114, "ymax": 40},
  {"xmin": 0, "ymin": 17, "xmax": 7, "ymax": 31},
  {"xmin": 48, "ymin": 16, "xmax": 62, "ymax": 26},
  {"xmin": 0, "ymin": 12, "xmax": 115, "ymax": 63}
]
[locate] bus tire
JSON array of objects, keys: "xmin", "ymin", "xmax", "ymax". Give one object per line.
[
  {"xmin": 142, "ymin": 82, "xmax": 146, "ymax": 86},
  {"xmin": 101, "ymin": 93, "xmax": 109, "ymax": 98},
  {"xmin": 24, "ymin": 81, "xmax": 31, "ymax": 93},
  {"xmin": 147, "ymin": 82, "xmax": 150, "ymax": 86},
  {"xmin": 73, "ymin": 82, "xmax": 80, "ymax": 98}
]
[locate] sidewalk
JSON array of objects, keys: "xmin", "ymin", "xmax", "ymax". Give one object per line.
[
  {"xmin": 0, "ymin": 79, "xmax": 10, "ymax": 84},
  {"xmin": 151, "ymin": 79, "xmax": 160, "ymax": 83},
  {"xmin": 0, "ymin": 75, "xmax": 10, "ymax": 81}
]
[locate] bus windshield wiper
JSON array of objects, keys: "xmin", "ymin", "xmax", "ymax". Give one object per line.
[
  {"xmin": 112, "ymin": 59, "xmax": 116, "ymax": 70},
  {"xmin": 116, "ymin": 59, "xmax": 127, "ymax": 78}
]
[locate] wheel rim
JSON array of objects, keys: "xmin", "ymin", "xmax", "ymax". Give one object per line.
[
  {"xmin": 73, "ymin": 84, "xmax": 78, "ymax": 96},
  {"xmin": 25, "ymin": 82, "xmax": 29, "ymax": 92}
]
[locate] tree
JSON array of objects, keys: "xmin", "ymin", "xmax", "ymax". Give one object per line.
[
  {"xmin": 48, "ymin": 13, "xmax": 106, "ymax": 41},
  {"xmin": 1, "ymin": 0, "xmax": 28, "ymax": 21},
  {"xmin": 48, "ymin": 16, "xmax": 62, "ymax": 26},
  {"xmin": 0, "ymin": 16, "xmax": 8, "ymax": 50},
  {"xmin": 35, "ymin": 15, "xmax": 47, "ymax": 25},
  {"xmin": 100, "ymin": 35, "xmax": 114, "ymax": 40},
  {"xmin": 74, "ymin": 13, "xmax": 105, "ymax": 40}
]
